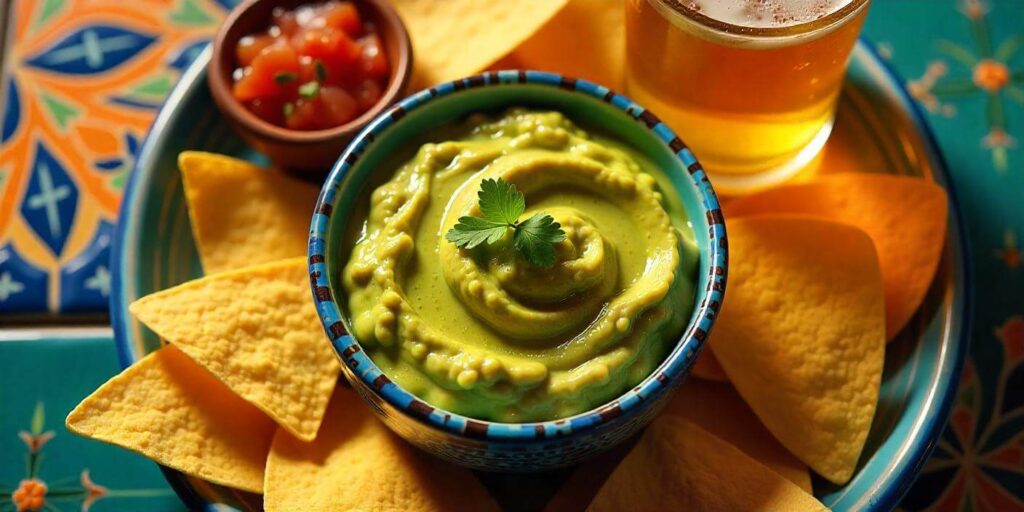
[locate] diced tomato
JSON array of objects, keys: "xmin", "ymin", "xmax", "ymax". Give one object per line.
[
  {"xmin": 324, "ymin": 2, "xmax": 362, "ymax": 37},
  {"xmin": 319, "ymin": 86, "xmax": 360, "ymax": 126},
  {"xmin": 297, "ymin": 56, "xmax": 318, "ymax": 83},
  {"xmin": 285, "ymin": 98, "xmax": 319, "ymax": 130},
  {"xmin": 236, "ymin": 34, "xmax": 276, "ymax": 67},
  {"xmin": 234, "ymin": 2, "xmax": 389, "ymax": 130},
  {"xmin": 233, "ymin": 68, "xmax": 278, "ymax": 101},
  {"xmin": 358, "ymin": 34, "xmax": 388, "ymax": 79},
  {"xmin": 293, "ymin": 28, "xmax": 361, "ymax": 70},
  {"xmin": 233, "ymin": 41, "xmax": 299, "ymax": 101},
  {"xmin": 248, "ymin": 98, "xmax": 285, "ymax": 125},
  {"xmin": 293, "ymin": 4, "xmax": 320, "ymax": 28},
  {"xmin": 353, "ymin": 79, "xmax": 382, "ymax": 111},
  {"xmin": 271, "ymin": 7, "xmax": 300, "ymax": 37}
]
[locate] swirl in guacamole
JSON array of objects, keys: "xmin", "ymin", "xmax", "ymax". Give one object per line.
[{"xmin": 342, "ymin": 110, "xmax": 698, "ymax": 422}]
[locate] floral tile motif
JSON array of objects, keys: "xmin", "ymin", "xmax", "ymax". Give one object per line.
[
  {"xmin": 0, "ymin": 0, "xmax": 238, "ymax": 315},
  {"xmin": 866, "ymin": 1, "xmax": 1023, "ymax": 510},
  {"xmin": 906, "ymin": 0, "xmax": 1024, "ymax": 172},
  {"xmin": 0, "ymin": 337, "xmax": 185, "ymax": 511},
  {"xmin": 1, "ymin": 403, "xmax": 172, "ymax": 512}
]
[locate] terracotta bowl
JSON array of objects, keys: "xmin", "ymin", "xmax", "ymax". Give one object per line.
[{"xmin": 208, "ymin": 0, "xmax": 412, "ymax": 172}]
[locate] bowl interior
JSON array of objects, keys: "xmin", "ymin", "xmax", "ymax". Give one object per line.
[{"xmin": 321, "ymin": 82, "xmax": 717, "ymax": 360}]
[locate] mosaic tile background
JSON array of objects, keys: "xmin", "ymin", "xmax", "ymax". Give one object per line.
[{"xmin": 0, "ymin": 0, "xmax": 236, "ymax": 315}]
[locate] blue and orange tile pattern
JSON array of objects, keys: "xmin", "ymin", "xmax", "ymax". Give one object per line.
[{"xmin": 0, "ymin": 0, "xmax": 237, "ymax": 315}]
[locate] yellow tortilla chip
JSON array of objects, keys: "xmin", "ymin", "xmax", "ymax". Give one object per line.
[
  {"xmin": 547, "ymin": 381, "xmax": 811, "ymax": 511},
  {"xmin": 66, "ymin": 346, "xmax": 275, "ymax": 493},
  {"xmin": 265, "ymin": 388, "xmax": 500, "ymax": 512},
  {"xmin": 590, "ymin": 416, "xmax": 826, "ymax": 511},
  {"xmin": 663, "ymin": 380, "xmax": 812, "ymax": 492},
  {"xmin": 129, "ymin": 257, "xmax": 340, "ymax": 442},
  {"xmin": 710, "ymin": 217, "xmax": 885, "ymax": 484},
  {"xmin": 179, "ymin": 151, "xmax": 319, "ymax": 275},
  {"xmin": 727, "ymin": 174, "xmax": 948, "ymax": 340},
  {"xmin": 690, "ymin": 350, "xmax": 729, "ymax": 382},
  {"xmin": 503, "ymin": 0, "xmax": 625, "ymax": 89},
  {"xmin": 392, "ymin": 0, "xmax": 569, "ymax": 87},
  {"xmin": 544, "ymin": 440, "xmax": 635, "ymax": 512}
]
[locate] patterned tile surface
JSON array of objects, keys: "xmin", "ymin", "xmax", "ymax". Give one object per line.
[
  {"xmin": 0, "ymin": 336, "xmax": 185, "ymax": 511},
  {"xmin": 0, "ymin": 0, "xmax": 1020, "ymax": 510},
  {"xmin": 863, "ymin": 1, "xmax": 1024, "ymax": 509},
  {"xmin": 0, "ymin": 0, "xmax": 236, "ymax": 315}
]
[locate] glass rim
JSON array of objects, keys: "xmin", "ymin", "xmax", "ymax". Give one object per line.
[{"xmin": 653, "ymin": 0, "xmax": 870, "ymax": 39}]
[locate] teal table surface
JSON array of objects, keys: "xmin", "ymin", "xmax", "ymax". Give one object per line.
[
  {"xmin": 1, "ymin": 1, "xmax": 1021, "ymax": 511},
  {"xmin": 0, "ymin": 336, "xmax": 186, "ymax": 511}
]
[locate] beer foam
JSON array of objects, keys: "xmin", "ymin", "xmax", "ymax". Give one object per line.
[{"xmin": 684, "ymin": 0, "xmax": 854, "ymax": 28}]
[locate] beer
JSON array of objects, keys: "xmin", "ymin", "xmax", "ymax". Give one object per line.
[{"xmin": 626, "ymin": 0, "xmax": 869, "ymax": 192}]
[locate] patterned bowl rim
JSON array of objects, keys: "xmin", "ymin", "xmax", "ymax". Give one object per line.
[{"xmin": 308, "ymin": 70, "xmax": 728, "ymax": 443}]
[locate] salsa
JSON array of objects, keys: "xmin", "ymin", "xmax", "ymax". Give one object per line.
[{"xmin": 232, "ymin": 1, "xmax": 389, "ymax": 130}]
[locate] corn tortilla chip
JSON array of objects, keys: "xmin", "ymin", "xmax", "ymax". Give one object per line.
[
  {"xmin": 129, "ymin": 257, "xmax": 340, "ymax": 442},
  {"xmin": 179, "ymin": 151, "xmax": 319, "ymax": 275},
  {"xmin": 690, "ymin": 350, "xmax": 729, "ymax": 382},
  {"xmin": 392, "ymin": 0, "xmax": 569, "ymax": 87},
  {"xmin": 503, "ymin": 0, "xmax": 625, "ymax": 89},
  {"xmin": 66, "ymin": 346, "xmax": 275, "ymax": 493},
  {"xmin": 265, "ymin": 388, "xmax": 500, "ymax": 512},
  {"xmin": 710, "ymin": 217, "xmax": 885, "ymax": 484},
  {"xmin": 543, "ymin": 439, "xmax": 636, "ymax": 512},
  {"xmin": 726, "ymin": 174, "xmax": 948, "ymax": 340},
  {"xmin": 589, "ymin": 416, "xmax": 826, "ymax": 511},
  {"xmin": 546, "ymin": 381, "xmax": 811, "ymax": 511},
  {"xmin": 663, "ymin": 380, "xmax": 812, "ymax": 492}
]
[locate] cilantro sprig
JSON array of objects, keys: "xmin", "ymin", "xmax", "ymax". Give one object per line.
[{"xmin": 445, "ymin": 178, "xmax": 566, "ymax": 267}]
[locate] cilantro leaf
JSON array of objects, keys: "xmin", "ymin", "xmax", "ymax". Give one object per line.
[
  {"xmin": 445, "ymin": 216, "xmax": 509, "ymax": 249},
  {"xmin": 274, "ymin": 71, "xmax": 297, "ymax": 84},
  {"xmin": 478, "ymin": 178, "xmax": 525, "ymax": 225},
  {"xmin": 314, "ymin": 59, "xmax": 328, "ymax": 82},
  {"xmin": 298, "ymin": 80, "xmax": 321, "ymax": 99},
  {"xmin": 446, "ymin": 178, "xmax": 565, "ymax": 267},
  {"xmin": 514, "ymin": 214, "xmax": 566, "ymax": 267}
]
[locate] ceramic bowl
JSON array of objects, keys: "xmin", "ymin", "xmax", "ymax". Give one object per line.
[
  {"xmin": 208, "ymin": 0, "xmax": 412, "ymax": 172},
  {"xmin": 308, "ymin": 70, "xmax": 728, "ymax": 472}
]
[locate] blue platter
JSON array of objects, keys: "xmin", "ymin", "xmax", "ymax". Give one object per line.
[{"xmin": 111, "ymin": 41, "xmax": 970, "ymax": 511}]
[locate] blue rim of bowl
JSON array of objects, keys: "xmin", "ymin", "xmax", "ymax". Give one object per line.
[{"xmin": 308, "ymin": 69, "xmax": 728, "ymax": 442}]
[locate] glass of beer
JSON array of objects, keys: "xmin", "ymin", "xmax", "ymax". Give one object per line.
[{"xmin": 625, "ymin": 0, "xmax": 869, "ymax": 193}]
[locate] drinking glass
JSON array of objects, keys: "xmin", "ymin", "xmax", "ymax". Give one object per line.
[{"xmin": 625, "ymin": 0, "xmax": 870, "ymax": 193}]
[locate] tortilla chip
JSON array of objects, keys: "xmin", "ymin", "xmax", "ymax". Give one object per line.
[
  {"xmin": 392, "ymin": 0, "xmax": 569, "ymax": 87},
  {"xmin": 178, "ymin": 151, "xmax": 319, "ymax": 275},
  {"xmin": 503, "ymin": 0, "xmax": 625, "ymax": 89},
  {"xmin": 265, "ymin": 388, "xmax": 500, "ymax": 512},
  {"xmin": 543, "ymin": 438, "xmax": 636, "ymax": 512},
  {"xmin": 589, "ymin": 416, "xmax": 826, "ymax": 511},
  {"xmin": 663, "ymin": 380, "xmax": 812, "ymax": 492},
  {"xmin": 726, "ymin": 174, "xmax": 948, "ymax": 340},
  {"xmin": 710, "ymin": 217, "xmax": 885, "ymax": 484},
  {"xmin": 690, "ymin": 350, "xmax": 729, "ymax": 382},
  {"xmin": 66, "ymin": 346, "xmax": 275, "ymax": 493},
  {"xmin": 129, "ymin": 257, "xmax": 340, "ymax": 442}
]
